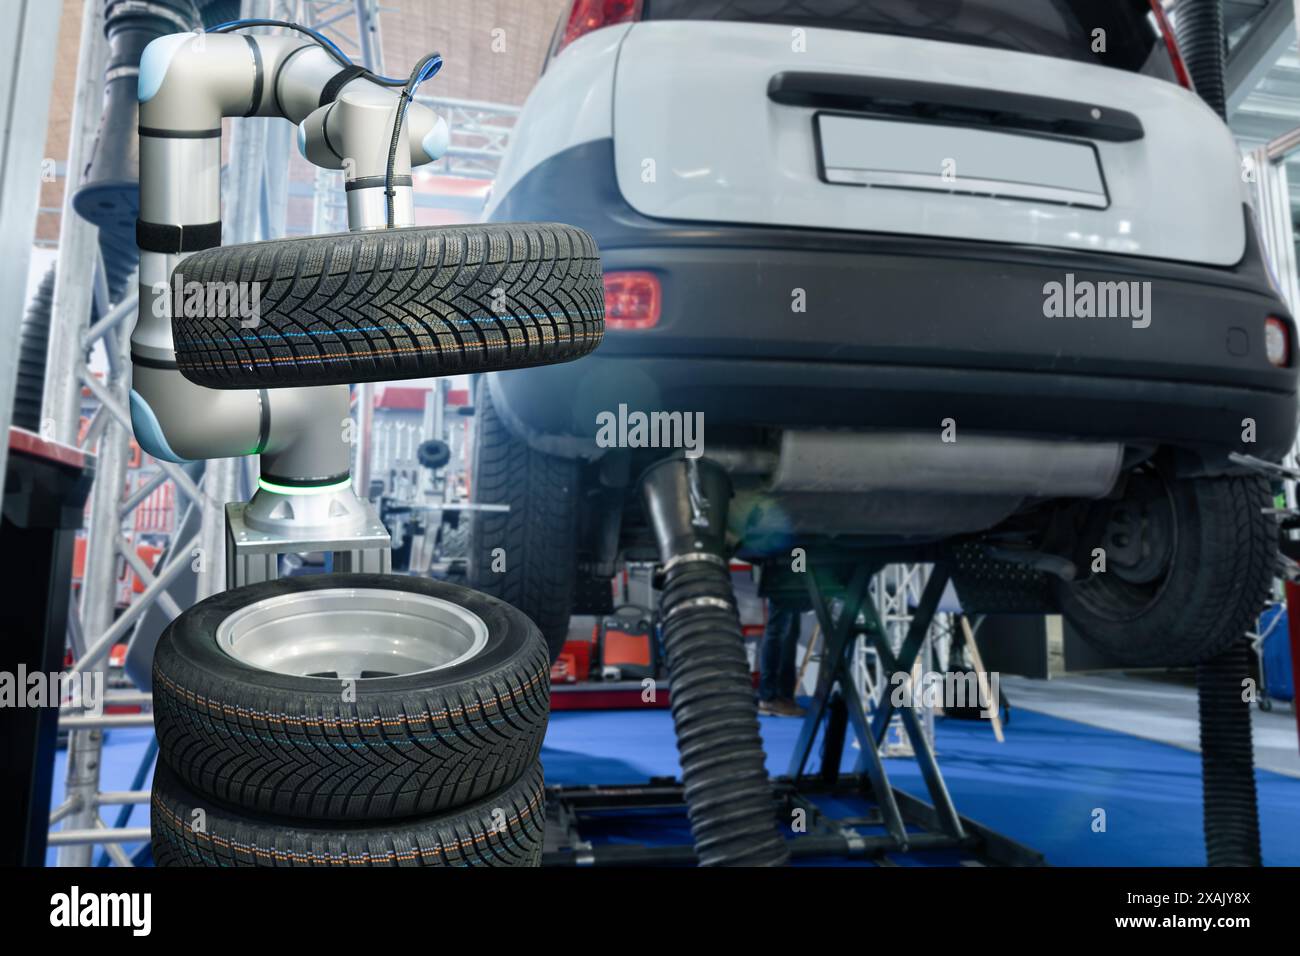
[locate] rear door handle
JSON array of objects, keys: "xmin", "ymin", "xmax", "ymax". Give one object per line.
[{"xmin": 768, "ymin": 71, "xmax": 1144, "ymax": 143}]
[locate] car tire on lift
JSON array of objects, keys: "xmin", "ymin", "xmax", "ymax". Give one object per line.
[
  {"xmin": 151, "ymin": 759, "xmax": 546, "ymax": 867},
  {"xmin": 466, "ymin": 376, "xmax": 579, "ymax": 662},
  {"xmin": 1055, "ymin": 467, "xmax": 1276, "ymax": 666},
  {"xmin": 152, "ymin": 573, "xmax": 550, "ymax": 822}
]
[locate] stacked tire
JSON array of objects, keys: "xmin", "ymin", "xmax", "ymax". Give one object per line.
[{"xmin": 149, "ymin": 574, "xmax": 550, "ymax": 867}]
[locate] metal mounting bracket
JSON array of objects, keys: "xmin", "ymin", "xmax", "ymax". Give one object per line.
[{"xmin": 224, "ymin": 499, "xmax": 391, "ymax": 588}]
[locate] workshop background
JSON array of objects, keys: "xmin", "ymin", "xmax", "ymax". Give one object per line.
[{"xmin": 3, "ymin": 0, "xmax": 1299, "ymax": 870}]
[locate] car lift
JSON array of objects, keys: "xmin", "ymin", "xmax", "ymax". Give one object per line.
[{"xmin": 542, "ymin": 560, "xmax": 1044, "ymax": 866}]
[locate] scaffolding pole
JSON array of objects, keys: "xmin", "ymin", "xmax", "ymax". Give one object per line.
[
  {"xmin": 46, "ymin": 0, "xmax": 302, "ymax": 864},
  {"xmin": 0, "ymin": 0, "xmax": 65, "ymax": 475},
  {"xmin": 1251, "ymin": 135, "xmax": 1300, "ymax": 314},
  {"xmin": 58, "ymin": 322, "xmax": 133, "ymax": 866},
  {"xmin": 42, "ymin": 0, "xmax": 108, "ymax": 446}
]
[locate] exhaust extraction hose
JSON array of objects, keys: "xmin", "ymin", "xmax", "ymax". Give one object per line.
[
  {"xmin": 1196, "ymin": 640, "xmax": 1262, "ymax": 865},
  {"xmin": 1177, "ymin": 0, "xmax": 1262, "ymax": 867},
  {"xmin": 640, "ymin": 458, "xmax": 789, "ymax": 866},
  {"xmin": 1173, "ymin": 0, "xmax": 1227, "ymax": 116}
]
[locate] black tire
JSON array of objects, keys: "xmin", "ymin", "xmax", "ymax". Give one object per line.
[
  {"xmin": 1056, "ymin": 470, "xmax": 1276, "ymax": 667},
  {"xmin": 417, "ymin": 438, "xmax": 451, "ymax": 471},
  {"xmin": 171, "ymin": 221, "xmax": 604, "ymax": 389},
  {"xmin": 152, "ymin": 573, "xmax": 549, "ymax": 822},
  {"xmin": 151, "ymin": 759, "xmax": 545, "ymax": 867},
  {"xmin": 467, "ymin": 377, "xmax": 578, "ymax": 662}
]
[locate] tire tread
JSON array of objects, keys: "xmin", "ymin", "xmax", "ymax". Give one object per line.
[
  {"xmin": 171, "ymin": 222, "xmax": 604, "ymax": 389},
  {"xmin": 151, "ymin": 760, "xmax": 545, "ymax": 867},
  {"xmin": 466, "ymin": 378, "xmax": 577, "ymax": 660},
  {"xmin": 152, "ymin": 575, "xmax": 550, "ymax": 822}
]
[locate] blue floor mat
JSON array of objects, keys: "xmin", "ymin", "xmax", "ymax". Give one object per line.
[
  {"xmin": 542, "ymin": 706, "xmax": 1300, "ymax": 866},
  {"xmin": 45, "ymin": 704, "xmax": 1300, "ymax": 866}
]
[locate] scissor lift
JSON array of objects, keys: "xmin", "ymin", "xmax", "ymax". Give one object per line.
[{"xmin": 542, "ymin": 560, "xmax": 1043, "ymax": 867}]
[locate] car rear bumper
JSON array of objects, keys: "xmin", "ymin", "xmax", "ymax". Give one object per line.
[
  {"xmin": 488, "ymin": 140, "xmax": 1299, "ymax": 467},
  {"xmin": 492, "ymin": 353, "xmax": 1297, "ymax": 466}
]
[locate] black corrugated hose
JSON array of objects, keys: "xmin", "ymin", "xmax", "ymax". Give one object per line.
[
  {"xmin": 1196, "ymin": 641, "xmax": 1262, "ymax": 865},
  {"xmin": 1173, "ymin": 0, "xmax": 1228, "ymax": 115},
  {"xmin": 660, "ymin": 558, "xmax": 789, "ymax": 865},
  {"xmin": 1176, "ymin": 0, "xmax": 1262, "ymax": 867},
  {"xmin": 641, "ymin": 458, "xmax": 789, "ymax": 866}
]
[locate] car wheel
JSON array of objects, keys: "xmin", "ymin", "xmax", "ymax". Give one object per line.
[
  {"xmin": 152, "ymin": 573, "xmax": 549, "ymax": 822},
  {"xmin": 151, "ymin": 760, "xmax": 545, "ymax": 867},
  {"xmin": 170, "ymin": 221, "xmax": 604, "ymax": 389},
  {"xmin": 466, "ymin": 376, "xmax": 578, "ymax": 662},
  {"xmin": 1055, "ymin": 466, "xmax": 1275, "ymax": 666}
]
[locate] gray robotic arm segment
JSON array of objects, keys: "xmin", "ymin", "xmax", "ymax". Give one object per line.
[
  {"xmin": 298, "ymin": 86, "xmax": 448, "ymax": 228},
  {"xmin": 130, "ymin": 31, "xmax": 441, "ymax": 480},
  {"xmin": 137, "ymin": 32, "xmax": 353, "ymax": 129},
  {"xmin": 258, "ymin": 385, "xmax": 354, "ymax": 483},
  {"xmin": 251, "ymin": 37, "xmax": 448, "ymax": 164},
  {"xmin": 137, "ymin": 33, "xmax": 259, "ymax": 130},
  {"xmin": 129, "ymin": 365, "xmax": 350, "ymax": 481},
  {"xmin": 137, "ymin": 32, "xmax": 441, "ymax": 150},
  {"xmin": 130, "ymin": 364, "xmax": 262, "ymax": 462},
  {"xmin": 298, "ymin": 92, "xmax": 447, "ymax": 173}
]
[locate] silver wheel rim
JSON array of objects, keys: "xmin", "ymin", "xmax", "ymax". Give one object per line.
[{"xmin": 216, "ymin": 587, "xmax": 489, "ymax": 680}]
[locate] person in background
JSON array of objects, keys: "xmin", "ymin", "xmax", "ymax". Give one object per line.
[{"xmin": 758, "ymin": 595, "xmax": 808, "ymax": 717}]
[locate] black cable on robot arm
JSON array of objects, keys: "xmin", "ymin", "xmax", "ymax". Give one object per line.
[{"xmin": 384, "ymin": 52, "xmax": 442, "ymax": 228}]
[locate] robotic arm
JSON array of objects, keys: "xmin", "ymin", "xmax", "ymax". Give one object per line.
[
  {"xmin": 123, "ymin": 20, "xmax": 602, "ymax": 586},
  {"xmin": 129, "ymin": 25, "xmax": 448, "ymax": 482}
]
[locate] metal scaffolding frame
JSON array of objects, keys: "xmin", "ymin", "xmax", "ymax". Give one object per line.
[
  {"xmin": 857, "ymin": 564, "xmax": 945, "ymax": 757},
  {"xmin": 0, "ymin": 0, "xmax": 66, "ymax": 481},
  {"xmin": 1251, "ymin": 128, "xmax": 1300, "ymax": 314},
  {"xmin": 32, "ymin": 0, "xmax": 527, "ymax": 865},
  {"xmin": 415, "ymin": 95, "xmax": 521, "ymax": 181},
  {"xmin": 45, "ymin": 0, "xmax": 301, "ymax": 866},
  {"xmin": 41, "ymin": 0, "xmax": 107, "ymax": 455}
]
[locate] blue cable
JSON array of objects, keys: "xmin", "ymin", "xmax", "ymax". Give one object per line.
[
  {"xmin": 208, "ymin": 18, "xmax": 352, "ymax": 67},
  {"xmin": 416, "ymin": 55, "xmax": 443, "ymax": 86}
]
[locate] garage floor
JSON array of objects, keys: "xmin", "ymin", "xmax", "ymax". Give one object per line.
[
  {"xmin": 999, "ymin": 674, "xmax": 1300, "ymax": 778},
  {"xmin": 543, "ymin": 674, "xmax": 1300, "ymax": 866},
  {"xmin": 48, "ymin": 675, "xmax": 1300, "ymax": 866}
]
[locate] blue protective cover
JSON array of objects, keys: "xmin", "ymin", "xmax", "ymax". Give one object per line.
[{"xmin": 1259, "ymin": 604, "xmax": 1295, "ymax": 703}]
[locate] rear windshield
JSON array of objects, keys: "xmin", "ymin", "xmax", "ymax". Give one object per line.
[{"xmin": 642, "ymin": 0, "xmax": 1174, "ymax": 77}]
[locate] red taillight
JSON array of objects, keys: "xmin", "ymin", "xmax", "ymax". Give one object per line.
[
  {"xmin": 1148, "ymin": 0, "xmax": 1193, "ymax": 91},
  {"xmin": 1266, "ymin": 317, "xmax": 1290, "ymax": 368},
  {"xmin": 604, "ymin": 271, "xmax": 660, "ymax": 330},
  {"xmin": 554, "ymin": 0, "xmax": 643, "ymax": 58}
]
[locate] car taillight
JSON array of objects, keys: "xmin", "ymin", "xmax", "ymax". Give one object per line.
[
  {"xmin": 1148, "ymin": 0, "xmax": 1193, "ymax": 91},
  {"xmin": 604, "ymin": 271, "xmax": 660, "ymax": 330},
  {"xmin": 1266, "ymin": 317, "xmax": 1290, "ymax": 367},
  {"xmin": 554, "ymin": 0, "xmax": 643, "ymax": 59}
]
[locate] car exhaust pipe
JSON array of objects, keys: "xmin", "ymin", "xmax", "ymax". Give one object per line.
[
  {"xmin": 639, "ymin": 457, "xmax": 789, "ymax": 866},
  {"xmin": 771, "ymin": 431, "xmax": 1123, "ymax": 498}
]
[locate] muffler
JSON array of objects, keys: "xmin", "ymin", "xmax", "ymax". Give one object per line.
[{"xmin": 640, "ymin": 457, "xmax": 789, "ymax": 866}]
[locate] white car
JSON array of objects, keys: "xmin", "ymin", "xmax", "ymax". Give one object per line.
[{"xmin": 468, "ymin": 0, "xmax": 1297, "ymax": 668}]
